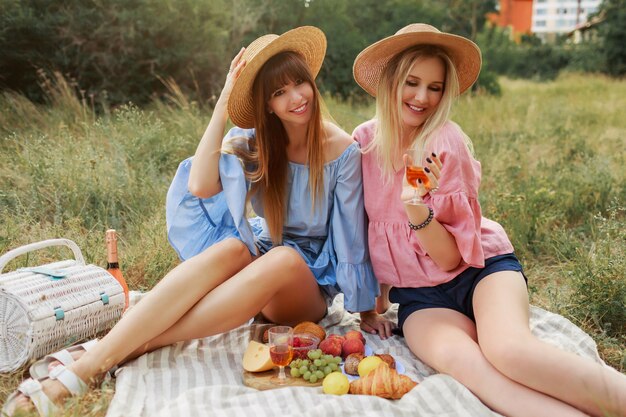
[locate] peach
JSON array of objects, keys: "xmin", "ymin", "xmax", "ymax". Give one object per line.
[
  {"xmin": 344, "ymin": 330, "xmax": 365, "ymax": 344},
  {"xmin": 319, "ymin": 337, "xmax": 342, "ymax": 357},
  {"xmin": 341, "ymin": 338, "xmax": 365, "ymax": 359},
  {"xmin": 326, "ymin": 334, "xmax": 346, "ymax": 344}
]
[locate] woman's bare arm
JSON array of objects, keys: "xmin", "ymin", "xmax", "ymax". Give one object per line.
[{"xmin": 188, "ymin": 48, "xmax": 246, "ymax": 198}]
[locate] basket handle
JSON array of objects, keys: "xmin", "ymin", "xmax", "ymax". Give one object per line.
[{"xmin": 0, "ymin": 239, "xmax": 86, "ymax": 273}]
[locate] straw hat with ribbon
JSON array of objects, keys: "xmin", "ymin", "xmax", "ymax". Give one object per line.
[
  {"xmin": 228, "ymin": 26, "xmax": 327, "ymax": 129},
  {"xmin": 353, "ymin": 23, "xmax": 482, "ymax": 97}
]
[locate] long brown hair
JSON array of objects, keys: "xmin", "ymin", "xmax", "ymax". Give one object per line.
[{"xmin": 226, "ymin": 51, "xmax": 325, "ymax": 245}]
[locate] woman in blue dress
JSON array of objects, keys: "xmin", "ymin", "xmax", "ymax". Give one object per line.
[{"xmin": 4, "ymin": 26, "xmax": 391, "ymax": 416}]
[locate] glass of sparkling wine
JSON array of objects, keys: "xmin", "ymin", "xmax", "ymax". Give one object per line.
[
  {"xmin": 268, "ymin": 326, "xmax": 294, "ymax": 384},
  {"xmin": 405, "ymin": 150, "xmax": 430, "ymax": 205}
]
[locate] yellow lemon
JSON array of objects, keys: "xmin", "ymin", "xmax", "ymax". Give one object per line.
[
  {"xmin": 322, "ymin": 371, "xmax": 350, "ymax": 395},
  {"xmin": 357, "ymin": 356, "xmax": 383, "ymax": 378}
]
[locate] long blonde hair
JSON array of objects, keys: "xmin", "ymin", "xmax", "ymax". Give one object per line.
[
  {"xmin": 364, "ymin": 45, "xmax": 467, "ymax": 179},
  {"xmin": 224, "ymin": 51, "xmax": 325, "ymax": 245}
]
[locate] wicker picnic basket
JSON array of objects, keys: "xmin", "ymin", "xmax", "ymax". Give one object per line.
[{"xmin": 0, "ymin": 239, "xmax": 125, "ymax": 372}]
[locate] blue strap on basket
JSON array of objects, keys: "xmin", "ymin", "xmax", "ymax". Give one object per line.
[
  {"xmin": 54, "ymin": 307, "xmax": 65, "ymax": 321},
  {"xmin": 100, "ymin": 292, "xmax": 109, "ymax": 305}
]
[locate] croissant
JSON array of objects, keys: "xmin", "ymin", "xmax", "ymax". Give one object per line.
[
  {"xmin": 374, "ymin": 353, "xmax": 396, "ymax": 369},
  {"xmin": 349, "ymin": 362, "xmax": 417, "ymax": 399}
]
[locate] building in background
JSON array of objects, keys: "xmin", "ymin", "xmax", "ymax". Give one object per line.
[
  {"xmin": 566, "ymin": 11, "xmax": 606, "ymax": 43},
  {"xmin": 490, "ymin": 0, "xmax": 534, "ymax": 42},
  {"xmin": 532, "ymin": 0, "xmax": 602, "ymax": 42},
  {"xmin": 489, "ymin": 0, "xmax": 603, "ymax": 43}
]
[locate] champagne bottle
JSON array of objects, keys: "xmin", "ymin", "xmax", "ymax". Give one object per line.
[{"xmin": 106, "ymin": 229, "xmax": 129, "ymax": 310}]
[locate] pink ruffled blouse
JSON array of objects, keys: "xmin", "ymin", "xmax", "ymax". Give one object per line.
[{"xmin": 354, "ymin": 119, "xmax": 514, "ymax": 288}]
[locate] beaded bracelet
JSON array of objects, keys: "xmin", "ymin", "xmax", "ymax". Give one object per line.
[{"xmin": 408, "ymin": 207, "xmax": 434, "ymax": 231}]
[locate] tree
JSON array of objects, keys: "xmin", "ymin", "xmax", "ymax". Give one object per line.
[
  {"xmin": 0, "ymin": 0, "xmax": 234, "ymax": 106},
  {"xmin": 598, "ymin": 0, "xmax": 626, "ymax": 76},
  {"xmin": 441, "ymin": 0, "xmax": 497, "ymax": 40}
]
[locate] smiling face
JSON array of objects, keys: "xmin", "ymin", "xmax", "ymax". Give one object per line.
[
  {"xmin": 254, "ymin": 51, "xmax": 319, "ymax": 131},
  {"xmin": 267, "ymin": 79, "xmax": 314, "ymax": 128},
  {"xmin": 400, "ymin": 56, "xmax": 445, "ymax": 131}
]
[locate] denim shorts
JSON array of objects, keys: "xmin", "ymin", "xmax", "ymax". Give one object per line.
[{"xmin": 389, "ymin": 253, "xmax": 527, "ymax": 333}]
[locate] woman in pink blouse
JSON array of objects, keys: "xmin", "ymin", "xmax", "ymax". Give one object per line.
[{"xmin": 352, "ymin": 24, "xmax": 626, "ymax": 417}]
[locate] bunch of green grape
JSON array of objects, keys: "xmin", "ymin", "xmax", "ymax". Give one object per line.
[{"xmin": 289, "ymin": 349, "xmax": 342, "ymax": 383}]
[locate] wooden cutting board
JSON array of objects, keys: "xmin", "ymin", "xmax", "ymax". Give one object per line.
[
  {"xmin": 242, "ymin": 369, "xmax": 323, "ymax": 390},
  {"xmin": 241, "ymin": 323, "xmax": 322, "ymax": 390}
]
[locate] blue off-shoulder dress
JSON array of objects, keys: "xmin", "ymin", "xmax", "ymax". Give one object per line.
[{"xmin": 165, "ymin": 127, "xmax": 379, "ymax": 312}]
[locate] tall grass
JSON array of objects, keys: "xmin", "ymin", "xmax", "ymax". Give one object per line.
[{"xmin": 0, "ymin": 73, "xmax": 624, "ymax": 414}]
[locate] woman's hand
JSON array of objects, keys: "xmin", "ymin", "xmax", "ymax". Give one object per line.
[
  {"xmin": 359, "ymin": 310, "xmax": 397, "ymax": 340},
  {"xmin": 375, "ymin": 284, "xmax": 391, "ymax": 314},
  {"xmin": 424, "ymin": 152, "xmax": 442, "ymax": 193},
  {"xmin": 217, "ymin": 47, "xmax": 247, "ymax": 104},
  {"xmin": 401, "ymin": 153, "xmax": 442, "ymax": 204}
]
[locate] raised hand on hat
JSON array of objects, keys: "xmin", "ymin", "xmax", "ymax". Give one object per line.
[
  {"xmin": 188, "ymin": 47, "xmax": 247, "ymax": 199},
  {"xmin": 218, "ymin": 47, "xmax": 247, "ymax": 106}
]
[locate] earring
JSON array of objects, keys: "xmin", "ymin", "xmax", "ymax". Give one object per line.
[{"xmin": 268, "ymin": 110, "xmax": 274, "ymax": 114}]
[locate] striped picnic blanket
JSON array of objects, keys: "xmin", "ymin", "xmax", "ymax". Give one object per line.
[{"xmin": 106, "ymin": 295, "xmax": 605, "ymax": 417}]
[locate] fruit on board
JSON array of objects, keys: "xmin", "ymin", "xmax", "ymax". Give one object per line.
[
  {"xmin": 292, "ymin": 334, "xmax": 320, "ymax": 360},
  {"xmin": 293, "ymin": 321, "xmax": 326, "ymax": 341},
  {"xmin": 242, "ymin": 340, "xmax": 273, "ymax": 372},
  {"xmin": 341, "ymin": 338, "xmax": 365, "ymax": 359},
  {"xmin": 358, "ymin": 355, "xmax": 383, "ymax": 378},
  {"xmin": 344, "ymin": 329, "xmax": 366, "ymax": 344},
  {"xmin": 319, "ymin": 337, "xmax": 342, "ymax": 357},
  {"xmin": 322, "ymin": 371, "xmax": 350, "ymax": 395},
  {"xmin": 289, "ymin": 350, "xmax": 342, "ymax": 383}
]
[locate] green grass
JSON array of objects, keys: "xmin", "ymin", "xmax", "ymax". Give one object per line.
[{"xmin": 1, "ymin": 73, "xmax": 624, "ymax": 414}]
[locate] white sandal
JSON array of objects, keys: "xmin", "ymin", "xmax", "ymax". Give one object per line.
[
  {"xmin": 29, "ymin": 339, "xmax": 98, "ymax": 379},
  {"xmin": 2, "ymin": 365, "xmax": 88, "ymax": 417}
]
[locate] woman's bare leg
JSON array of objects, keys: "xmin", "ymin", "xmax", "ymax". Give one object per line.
[
  {"xmin": 8, "ymin": 245, "xmax": 326, "ymax": 413},
  {"xmin": 473, "ymin": 271, "xmax": 626, "ymax": 417},
  {"xmin": 403, "ymin": 308, "xmax": 587, "ymax": 417},
  {"xmin": 123, "ymin": 245, "xmax": 327, "ymax": 359}
]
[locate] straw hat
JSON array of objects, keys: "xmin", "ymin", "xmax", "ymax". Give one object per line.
[
  {"xmin": 228, "ymin": 26, "xmax": 327, "ymax": 128},
  {"xmin": 353, "ymin": 23, "xmax": 482, "ymax": 97}
]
